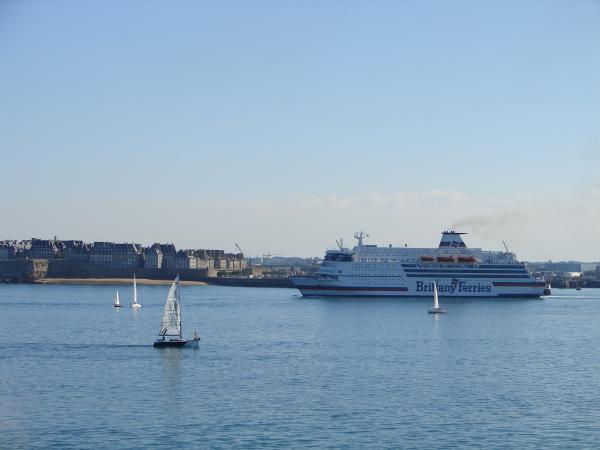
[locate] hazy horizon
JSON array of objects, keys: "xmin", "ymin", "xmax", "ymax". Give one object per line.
[{"xmin": 1, "ymin": 1, "xmax": 599, "ymax": 260}]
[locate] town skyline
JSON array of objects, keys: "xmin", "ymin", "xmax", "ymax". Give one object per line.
[
  {"xmin": 1, "ymin": 233, "xmax": 598, "ymax": 264},
  {"xmin": 0, "ymin": 238, "xmax": 246, "ymax": 273}
]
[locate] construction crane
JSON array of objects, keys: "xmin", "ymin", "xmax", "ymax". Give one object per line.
[{"xmin": 234, "ymin": 243, "xmax": 244, "ymax": 257}]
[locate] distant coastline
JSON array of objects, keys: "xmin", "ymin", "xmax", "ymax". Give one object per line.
[{"xmin": 35, "ymin": 278, "xmax": 207, "ymax": 286}]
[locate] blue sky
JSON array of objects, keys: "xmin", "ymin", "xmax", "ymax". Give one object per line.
[{"xmin": 1, "ymin": 1, "xmax": 599, "ymax": 259}]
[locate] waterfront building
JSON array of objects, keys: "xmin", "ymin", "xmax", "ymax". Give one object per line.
[
  {"xmin": 61, "ymin": 240, "xmax": 90, "ymax": 261},
  {"xmin": 144, "ymin": 244, "xmax": 163, "ymax": 268},
  {"xmin": 0, "ymin": 236, "xmax": 246, "ymax": 273},
  {"xmin": 206, "ymin": 249, "xmax": 226, "ymax": 269},
  {"xmin": 193, "ymin": 249, "xmax": 223, "ymax": 269},
  {"xmin": 186, "ymin": 250, "xmax": 199, "ymax": 269},
  {"xmin": 192, "ymin": 250, "xmax": 213, "ymax": 269},
  {"xmin": 14, "ymin": 241, "xmax": 31, "ymax": 258},
  {"xmin": 160, "ymin": 244, "xmax": 176, "ymax": 269},
  {"xmin": 0, "ymin": 242, "xmax": 15, "ymax": 259},
  {"xmin": 90, "ymin": 242, "xmax": 140, "ymax": 269},
  {"xmin": 225, "ymin": 253, "xmax": 246, "ymax": 269},
  {"xmin": 533, "ymin": 261, "xmax": 597, "ymax": 273},
  {"xmin": 175, "ymin": 250, "xmax": 196, "ymax": 269},
  {"xmin": 29, "ymin": 238, "xmax": 61, "ymax": 259}
]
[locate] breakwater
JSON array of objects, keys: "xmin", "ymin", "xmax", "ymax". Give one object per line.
[{"xmin": 202, "ymin": 277, "xmax": 293, "ymax": 288}]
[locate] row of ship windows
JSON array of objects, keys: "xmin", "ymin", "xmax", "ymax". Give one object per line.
[
  {"xmin": 404, "ymin": 269, "xmax": 528, "ymax": 274},
  {"xmin": 353, "ymin": 263, "xmax": 399, "ymax": 267},
  {"xmin": 354, "ymin": 260, "xmax": 512, "ymax": 265},
  {"xmin": 319, "ymin": 275, "xmax": 402, "ymax": 284},
  {"xmin": 355, "ymin": 259, "xmax": 398, "ymax": 263},
  {"xmin": 326, "ymin": 260, "xmax": 519, "ymax": 266},
  {"xmin": 325, "ymin": 273, "xmax": 528, "ymax": 279},
  {"xmin": 348, "ymin": 264, "xmax": 522, "ymax": 270},
  {"xmin": 320, "ymin": 274, "xmax": 401, "ymax": 277},
  {"xmin": 322, "ymin": 273, "xmax": 402, "ymax": 278},
  {"xmin": 405, "ymin": 274, "xmax": 530, "ymax": 279}
]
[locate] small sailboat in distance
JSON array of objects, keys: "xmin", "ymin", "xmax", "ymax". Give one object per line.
[
  {"xmin": 114, "ymin": 290, "xmax": 123, "ymax": 308},
  {"xmin": 428, "ymin": 280, "xmax": 447, "ymax": 314},
  {"xmin": 153, "ymin": 276, "xmax": 201, "ymax": 348},
  {"xmin": 131, "ymin": 274, "xmax": 141, "ymax": 308}
]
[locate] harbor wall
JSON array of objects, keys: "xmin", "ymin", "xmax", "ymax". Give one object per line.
[
  {"xmin": 200, "ymin": 277, "xmax": 294, "ymax": 288},
  {"xmin": 45, "ymin": 260, "xmax": 212, "ymax": 281},
  {"xmin": 0, "ymin": 259, "xmax": 294, "ymax": 288},
  {"xmin": 0, "ymin": 259, "xmax": 48, "ymax": 282}
]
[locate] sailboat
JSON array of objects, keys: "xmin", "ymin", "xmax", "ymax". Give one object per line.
[
  {"xmin": 153, "ymin": 276, "xmax": 201, "ymax": 348},
  {"xmin": 114, "ymin": 290, "xmax": 123, "ymax": 308},
  {"xmin": 428, "ymin": 280, "xmax": 447, "ymax": 314},
  {"xmin": 131, "ymin": 274, "xmax": 141, "ymax": 308}
]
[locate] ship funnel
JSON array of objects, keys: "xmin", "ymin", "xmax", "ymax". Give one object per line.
[{"xmin": 439, "ymin": 231, "xmax": 467, "ymax": 248}]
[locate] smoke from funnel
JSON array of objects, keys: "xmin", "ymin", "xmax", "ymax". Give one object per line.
[{"xmin": 451, "ymin": 211, "xmax": 519, "ymax": 234}]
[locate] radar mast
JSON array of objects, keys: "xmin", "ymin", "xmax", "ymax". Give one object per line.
[{"xmin": 353, "ymin": 231, "xmax": 369, "ymax": 247}]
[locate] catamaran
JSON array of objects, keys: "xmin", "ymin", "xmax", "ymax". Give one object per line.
[
  {"xmin": 153, "ymin": 275, "xmax": 200, "ymax": 348},
  {"xmin": 428, "ymin": 281, "xmax": 447, "ymax": 314},
  {"xmin": 131, "ymin": 275, "xmax": 141, "ymax": 308},
  {"xmin": 114, "ymin": 290, "xmax": 122, "ymax": 308}
]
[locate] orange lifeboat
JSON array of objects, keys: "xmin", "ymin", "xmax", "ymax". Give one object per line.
[
  {"xmin": 420, "ymin": 256, "xmax": 434, "ymax": 262},
  {"xmin": 437, "ymin": 256, "xmax": 455, "ymax": 263},
  {"xmin": 457, "ymin": 256, "xmax": 477, "ymax": 263}
]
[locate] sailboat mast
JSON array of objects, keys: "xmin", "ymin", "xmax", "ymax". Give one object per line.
[{"xmin": 433, "ymin": 281, "xmax": 439, "ymax": 309}]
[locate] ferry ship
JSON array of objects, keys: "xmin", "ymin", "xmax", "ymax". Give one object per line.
[{"xmin": 291, "ymin": 231, "xmax": 545, "ymax": 298}]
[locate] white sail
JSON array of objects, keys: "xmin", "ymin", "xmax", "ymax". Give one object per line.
[
  {"xmin": 115, "ymin": 290, "xmax": 121, "ymax": 306},
  {"xmin": 132, "ymin": 275, "xmax": 140, "ymax": 307},
  {"xmin": 433, "ymin": 281, "xmax": 439, "ymax": 309},
  {"xmin": 159, "ymin": 276, "xmax": 181, "ymax": 337}
]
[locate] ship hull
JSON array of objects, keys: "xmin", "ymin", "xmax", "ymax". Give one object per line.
[{"xmin": 292, "ymin": 277, "xmax": 545, "ymax": 298}]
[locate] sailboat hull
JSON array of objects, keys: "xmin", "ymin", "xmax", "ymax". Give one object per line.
[
  {"xmin": 185, "ymin": 338, "xmax": 200, "ymax": 348},
  {"xmin": 153, "ymin": 339, "xmax": 187, "ymax": 348}
]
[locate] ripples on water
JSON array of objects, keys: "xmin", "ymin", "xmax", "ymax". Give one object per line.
[{"xmin": 1, "ymin": 284, "xmax": 600, "ymax": 449}]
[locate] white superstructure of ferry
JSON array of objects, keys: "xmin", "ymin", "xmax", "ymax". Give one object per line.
[{"xmin": 291, "ymin": 231, "xmax": 545, "ymax": 298}]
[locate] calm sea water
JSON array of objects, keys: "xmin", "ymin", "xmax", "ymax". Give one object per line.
[{"xmin": 2, "ymin": 284, "xmax": 600, "ymax": 449}]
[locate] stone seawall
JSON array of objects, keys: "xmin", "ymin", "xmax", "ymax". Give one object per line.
[
  {"xmin": 0, "ymin": 259, "xmax": 48, "ymax": 282},
  {"xmin": 46, "ymin": 260, "xmax": 211, "ymax": 281},
  {"xmin": 0, "ymin": 259, "xmax": 294, "ymax": 288},
  {"xmin": 202, "ymin": 277, "xmax": 294, "ymax": 288}
]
